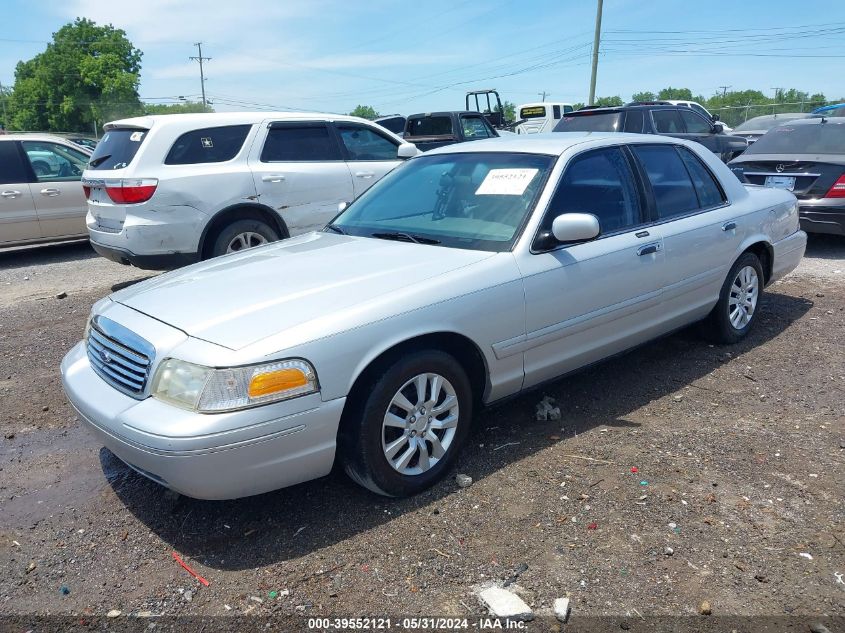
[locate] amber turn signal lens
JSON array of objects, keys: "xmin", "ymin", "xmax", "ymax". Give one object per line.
[{"xmin": 248, "ymin": 368, "xmax": 309, "ymax": 397}]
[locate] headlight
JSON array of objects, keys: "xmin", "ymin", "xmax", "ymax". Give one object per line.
[{"xmin": 151, "ymin": 358, "xmax": 318, "ymax": 413}]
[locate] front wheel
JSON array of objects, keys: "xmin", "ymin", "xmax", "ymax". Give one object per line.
[
  {"xmin": 340, "ymin": 350, "xmax": 473, "ymax": 497},
  {"xmin": 700, "ymin": 252, "xmax": 763, "ymax": 344}
]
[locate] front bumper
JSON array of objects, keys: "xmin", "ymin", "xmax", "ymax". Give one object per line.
[{"xmin": 61, "ymin": 342, "xmax": 345, "ymax": 500}]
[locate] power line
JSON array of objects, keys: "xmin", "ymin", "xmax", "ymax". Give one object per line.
[{"xmin": 189, "ymin": 42, "xmax": 211, "ymax": 107}]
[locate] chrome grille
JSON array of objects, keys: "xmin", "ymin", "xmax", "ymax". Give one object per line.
[{"xmin": 86, "ymin": 316, "xmax": 155, "ymax": 398}]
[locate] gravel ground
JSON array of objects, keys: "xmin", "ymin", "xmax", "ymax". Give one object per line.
[{"xmin": 0, "ymin": 235, "xmax": 843, "ymax": 631}]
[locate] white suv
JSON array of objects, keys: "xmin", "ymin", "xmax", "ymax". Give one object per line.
[{"xmin": 82, "ymin": 112, "xmax": 418, "ymax": 269}]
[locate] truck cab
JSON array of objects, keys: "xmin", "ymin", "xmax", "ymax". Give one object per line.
[{"xmin": 515, "ymin": 102, "xmax": 574, "ymax": 134}]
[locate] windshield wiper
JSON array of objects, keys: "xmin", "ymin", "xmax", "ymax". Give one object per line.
[
  {"xmin": 371, "ymin": 232, "xmax": 440, "ymax": 245},
  {"xmin": 324, "ymin": 223, "xmax": 346, "ymax": 235},
  {"xmin": 88, "ymin": 154, "xmax": 112, "ymax": 168}
]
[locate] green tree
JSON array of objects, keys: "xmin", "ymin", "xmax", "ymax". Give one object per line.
[
  {"xmin": 631, "ymin": 91, "xmax": 655, "ymax": 102},
  {"xmin": 494, "ymin": 100, "xmax": 516, "ymax": 122},
  {"xmin": 0, "ymin": 83, "xmax": 12, "ymax": 130},
  {"xmin": 572, "ymin": 102, "xmax": 585, "ymax": 111},
  {"xmin": 10, "ymin": 18, "xmax": 142, "ymax": 132},
  {"xmin": 594, "ymin": 95, "xmax": 624, "ymax": 107},
  {"xmin": 143, "ymin": 101, "xmax": 213, "ymax": 115},
  {"xmin": 349, "ymin": 105, "xmax": 380, "ymax": 120},
  {"xmin": 658, "ymin": 87, "xmax": 693, "ymax": 101}
]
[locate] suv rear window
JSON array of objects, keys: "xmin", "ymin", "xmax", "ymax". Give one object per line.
[
  {"xmin": 165, "ymin": 125, "xmax": 251, "ymax": 165},
  {"xmin": 406, "ymin": 116, "xmax": 453, "ymax": 137},
  {"xmin": 88, "ymin": 128, "xmax": 148, "ymax": 170},
  {"xmin": 554, "ymin": 112, "xmax": 623, "ymax": 132}
]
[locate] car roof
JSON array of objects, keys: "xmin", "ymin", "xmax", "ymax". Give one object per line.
[
  {"xmin": 0, "ymin": 133, "xmax": 87, "ymax": 144},
  {"xmin": 425, "ymin": 132, "xmax": 683, "ymax": 156},
  {"xmin": 104, "ymin": 111, "xmax": 384, "ymax": 130},
  {"xmin": 568, "ymin": 104, "xmax": 679, "ymax": 114},
  {"xmin": 775, "ymin": 116, "xmax": 845, "ymax": 126},
  {"xmin": 406, "ymin": 111, "xmax": 485, "ymax": 118}
]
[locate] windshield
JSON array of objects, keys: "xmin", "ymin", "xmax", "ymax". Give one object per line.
[
  {"xmin": 88, "ymin": 128, "xmax": 148, "ymax": 170},
  {"xmin": 744, "ymin": 122, "xmax": 845, "ymax": 155},
  {"xmin": 733, "ymin": 115, "xmax": 804, "ymax": 133},
  {"xmin": 554, "ymin": 112, "xmax": 622, "ymax": 132},
  {"xmin": 331, "ymin": 152, "xmax": 554, "ymax": 252}
]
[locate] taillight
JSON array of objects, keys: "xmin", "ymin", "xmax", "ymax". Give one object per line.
[
  {"xmin": 104, "ymin": 178, "xmax": 158, "ymax": 204},
  {"xmin": 82, "ymin": 185, "xmax": 91, "ymax": 199},
  {"xmin": 825, "ymin": 174, "xmax": 845, "ymax": 199}
]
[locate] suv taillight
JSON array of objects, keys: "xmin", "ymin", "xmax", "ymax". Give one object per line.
[
  {"xmin": 104, "ymin": 178, "xmax": 158, "ymax": 204},
  {"xmin": 824, "ymin": 174, "xmax": 845, "ymax": 199}
]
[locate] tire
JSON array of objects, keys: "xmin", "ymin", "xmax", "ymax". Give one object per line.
[
  {"xmin": 340, "ymin": 349, "xmax": 473, "ymax": 497},
  {"xmin": 700, "ymin": 252, "xmax": 764, "ymax": 344},
  {"xmin": 209, "ymin": 218, "xmax": 280, "ymax": 259}
]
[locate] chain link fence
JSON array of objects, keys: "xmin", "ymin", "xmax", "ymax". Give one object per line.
[{"xmin": 711, "ymin": 101, "xmax": 834, "ymax": 128}]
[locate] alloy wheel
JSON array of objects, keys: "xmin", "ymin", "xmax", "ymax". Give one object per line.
[
  {"xmin": 381, "ymin": 372, "xmax": 459, "ymax": 476},
  {"xmin": 728, "ymin": 265, "xmax": 759, "ymax": 329},
  {"xmin": 226, "ymin": 231, "xmax": 268, "ymax": 253}
]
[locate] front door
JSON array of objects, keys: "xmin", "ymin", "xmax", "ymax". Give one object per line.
[
  {"xmin": 250, "ymin": 121, "xmax": 354, "ymax": 235},
  {"xmin": 21, "ymin": 140, "xmax": 88, "ymax": 238},
  {"xmin": 333, "ymin": 121, "xmax": 402, "ymax": 198},
  {"xmin": 516, "ymin": 146, "xmax": 666, "ymax": 388},
  {"xmin": 0, "ymin": 141, "xmax": 40, "ymax": 244}
]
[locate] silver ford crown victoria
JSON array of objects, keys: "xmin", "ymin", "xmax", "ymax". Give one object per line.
[{"xmin": 61, "ymin": 133, "xmax": 807, "ymax": 499}]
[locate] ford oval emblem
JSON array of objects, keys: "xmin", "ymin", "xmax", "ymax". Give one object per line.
[{"xmin": 99, "ymin": 349, "xmax": 112, "ymax": 364}]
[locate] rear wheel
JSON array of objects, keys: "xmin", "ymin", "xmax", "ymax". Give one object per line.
[
  {"xmin": 340, "ymin": 350, "xmax": 473, "ymax": 497},
  {"xmin": 209, "ymin": 219, "xmax": 279, "ymax": 258},
  {"xmin": 700, "ymin": 252, "xmax": 763, "ymax": 344}
]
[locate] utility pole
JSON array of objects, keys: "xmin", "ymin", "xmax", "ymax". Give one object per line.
[
  {"xmin": 718, "ymin": 85, "xmax": 731, "ymax": 98},
  {"xmin": 588, "ymin": 0, "xmax": 604, "ymax": 106},
  {"xmin": 189, "ymin": 42, "xmax": 211, "ymax": 108},
  {"xmin": 538, "ymin": 91, "xmax": 550, "ymax": 102}
]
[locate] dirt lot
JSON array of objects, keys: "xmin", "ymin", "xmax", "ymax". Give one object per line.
[{"xmin": 0, "ymin": 237, "xmax": 843, "ymax": 631}]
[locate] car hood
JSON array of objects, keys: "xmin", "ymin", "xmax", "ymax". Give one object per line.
[{"xmin": 112, "ymin": 232, "xmax": 495, "ymax": 350}]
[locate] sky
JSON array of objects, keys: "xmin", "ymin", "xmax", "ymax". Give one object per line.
[{"xmin": 1, "ymin": 0, "xmax": 844, "ymax": 116}]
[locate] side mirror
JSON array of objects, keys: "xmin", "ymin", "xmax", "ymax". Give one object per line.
[
  {"xmin": 338, "ymin": 201, "xmax": 349, "ymax": 213},
  {"xmin": 397, "ymin": 142, "xmax": 417, "ymax": 159},
  {"xmin": 551, "ymin": 213, "xmax": 600, "ymax": 242},
  {"xmin": 712, "ymin": 114, "xmax": 720, "ymax": 122}
]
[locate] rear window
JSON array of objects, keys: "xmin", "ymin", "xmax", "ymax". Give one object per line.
[
  {"xmin": 554, "ymin": 112, "xmax": 623, "ymax": 132},
  {"xmin": 88, "ymin": 128, "xmax": 148, "ymax": 170},
  {"xmin": 165, "ymin": 125, "xmax": 251, "ymax": 165},
  {"xmin": 406, "ymin": 116, "xmax": 453, "ymax": 137},
  {"xmin": 520, "ymin": 106, "xmax": 546, "ymax": 119},
  {"xmin": 744, "ymin": 123, "xmax": 845, "ymax": 155}
]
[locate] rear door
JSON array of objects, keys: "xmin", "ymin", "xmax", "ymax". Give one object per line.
[
  {"xmin": 250, "ymin": 121, "xmax": 354, "ymax": 235},
  {"xmin": 518, "ymin": 146, "xmax": 665, "ymax": 387},
  {"xmin": 630, "ymin": 143, "xmax": 739, "ymax": 322},
  {"xmin": 0, "ymin": 140, "xmax": 40, "ymax": 244},
  {"xmin": 333, "ymin": 121, "xmax": 403, "ymax": 198},
  {"xmin": 20, "ymin": 140, "xmax": 88, "ymax": 238}
]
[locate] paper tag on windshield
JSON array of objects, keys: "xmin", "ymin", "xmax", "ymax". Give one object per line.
[
  {"xmin": 129, "ymin": 131, "xmax": 144, "ymax": 142},
  {"xmin": 475, "ymin": 168, "xmax": 538, "ymax": 196}
]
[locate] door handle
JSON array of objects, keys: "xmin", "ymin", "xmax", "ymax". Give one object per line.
[
  {"xmin": 355, "ymin": 171, "xmax": 375, "ymax": 179},
  {"xmin": 636, "ymin": 243, "xmax": 660, "ymax": 256},
  {"xmin": 1, "ymin": 190, "xmax": 21, "ymax": 198},
  {"xmin": 261, "ymin": 174, "xmax": 285, "ymax": 183},
  {"xmin": 40, "ymin": 188, "xmax": 61, "ymax": 196},
  {"xmin": 722, "ymin": 221, "xmax": 737, "ymax": 232}
]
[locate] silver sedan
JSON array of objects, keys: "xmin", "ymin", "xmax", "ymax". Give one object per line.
[{"xmin": 61, "ymin": 133, "xmax": 807, "ymax": 499}]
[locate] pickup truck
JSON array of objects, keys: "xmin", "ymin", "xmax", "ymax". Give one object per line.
[{"xmin": 402, "ymin": 111, "xmax": 499, "ymax": 152}]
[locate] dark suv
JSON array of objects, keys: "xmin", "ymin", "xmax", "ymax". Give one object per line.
[{"xmin": 553, "ymin": 104, "xmax": 748, "ymax": 163}]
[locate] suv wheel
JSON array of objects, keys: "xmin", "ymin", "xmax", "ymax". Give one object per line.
[
  {"xmin": 210, "ymin": 219, "xmax": 280, "ymax": 258},
  {"xmin": 340, "ymin": 350, "xmax": 473, "ymax": 497}
]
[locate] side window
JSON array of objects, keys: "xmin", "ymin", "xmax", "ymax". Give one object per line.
[
  {"xmin": 623, "ymin": 109, "xmax": 644, "ymax": 133},
  {"xmin": 260, "ymin": 124, "xmax": 341, "ymax": 162},
  {"xmin": 631, "ymin": 145, "xmax": 699, "ymax": 220},
  {"xmin": 552, "ymin": 105, "xmax": 561, "ymax": 119},
  {"xmin": 21, "ymin": 141, "xmax": 87, "ymax": 182},
  {"xmin": 690, "ymin": 103, "xmax": 711, "ymax": 119},
  {"xmin": 678, "ymin": 147, "xmax": 726, "ymax": 208},
  {"xmin": 651, "ymin": 110, "xmax": 684, "ymax": 134},
  {"xmin": 563, "ymin": 105, "xmax": 574, "ymax": 114},
  {"xmin": 461, "ymin": 116, "xmax": 492, "ymax": 139},
  {"xmin": 336, "ymin": 124, "xmax": 398, "ymax": 161},
  {"xmin": 545, "ymin": 147, "xmax": 642, "ymax": 234},
  {"xmin": 165, "ymin": 125, "xmax": 251, "ymax": 165},
  {"xmin": 0, "ymin": 142, "xmax": 29, "ymax": 184},
  {"xmin": 679, "ymin": 110, "xmax": 712, "ymax": 134}
]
